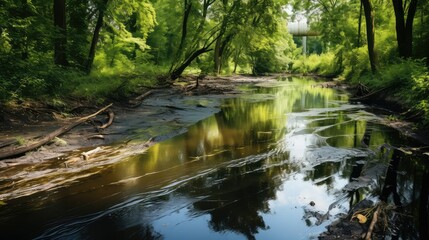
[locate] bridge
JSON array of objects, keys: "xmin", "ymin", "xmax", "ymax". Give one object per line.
[{"xmin": 287, "ymin": 21, "xmax": 319, "ymax": 55}]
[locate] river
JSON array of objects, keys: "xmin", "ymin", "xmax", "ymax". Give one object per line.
[{"xmin": 1, "ymin": 76, "xmax": 428, "ymax": 239}]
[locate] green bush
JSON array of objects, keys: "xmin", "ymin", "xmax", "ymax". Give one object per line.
[
  {"xmin": 291, "ymin": 51, "xmax": 339, "ymax": 76},
  {"xmin": 341, "ymin": 46, "xmax": 371, "ymax": 82}
]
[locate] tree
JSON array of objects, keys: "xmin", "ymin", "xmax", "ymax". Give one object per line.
[
  {"xmin": 86, "ymin": 0, "xmax": 109, "ymax": 73},
  {"xmin": 392, "ymin": 0, "xmax": 419, "ymax": 58},
  {"xmin": 53, "ymin": 0, "xmax": 67, "ymax": 66},
  {"xmin": 68, "ymin": 0, "xmax": 90, "ymax": 69},
  {"xmin": 169, "ymin": 0, "xmax": 223, "ymax": 80},
  {"xmin": 361, "ymin": 0, "xmax": 378, "ymax": 73}
]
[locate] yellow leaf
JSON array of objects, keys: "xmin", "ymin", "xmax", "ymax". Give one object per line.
[
  {"xmin": 356, "ymin": 214, "xmax": 367, "ymax": 224},
  {"xmin": 0, "ymin": 201, "xmax": 6, "ymax": 206}
]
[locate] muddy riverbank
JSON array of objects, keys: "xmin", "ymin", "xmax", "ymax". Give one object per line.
[
  {"xmin": 0, "ymin": 75, "xmax": 283, "ymax": 201},
  {"xmin": 0, "ymin": 75, "xmax": 273, "ymax": 164}
]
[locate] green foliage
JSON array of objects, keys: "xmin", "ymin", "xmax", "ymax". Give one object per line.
[
  {"xmin": 0, "ymin": 30, "xmax": 12, "ymax": 53},
  {"xmin": 341, "ymin": 46, "xmax": 372, "ymax": 82},
  {"xmin": 292, "ymin": 52, "xmax": 338, "ymax": 76},
  {"xmin": 250, "ymin": 41, "xmax": 294, "ymax": 75},
  {"xmin": 15, "ymin": 136, "xmax": 27, "ymax": 146},
  {"xmin": 347, "ymin": 59, "xmax": 429, "ymax": 124},
  {"xmin": 394, "ymin": 60, "xmax": 429, "ymax": 124}
]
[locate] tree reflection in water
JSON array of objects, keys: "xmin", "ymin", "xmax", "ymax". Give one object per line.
[{"xmin": 180, "ymin": 154, "xmax": 288, "ymax": 240}]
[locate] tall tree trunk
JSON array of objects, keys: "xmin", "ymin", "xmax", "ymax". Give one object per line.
[
  {"xmin": 392, "ymin": 0, "xmax": 419, "ymax": 58},
  {"xmin": 361, "ymin": 0, "xmax": 378, "ymax": 73},
  {"xmin": 69, "ymin": 0, "xmax": 89, "ymax": 68},
  {"xmin": 214, "ymin": 36, "xmax": 222, "ymax": 74},
  {"xmin": 54, "ymin": 0, "xmax": 67, "ymax": 66},
  {"xmin": 214, "ymin": 33, "xmax": 234, "ymax": 74},
  {"xmin": 86, "ymin": 0, "xmax": 109, "ymax": 73},
  {"xmin": 213, "ymin": 1, "xmax": 239, "ymax": 74},
  {"xmin": 15, "ymin": 0, "xmax": 33, "ymax": 60},
  {"xmin": 392, "ymin": 0, "xmax": 418, "ymax": 58},
  {"xmin": 169, "ymin": 0, "xmax": 192, "ymax": 72}
]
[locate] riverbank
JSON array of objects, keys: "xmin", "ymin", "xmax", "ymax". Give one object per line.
[
  {"xmin": 346, "ymin": 82, "xmax": 429, "ymax": 145},
  {"xmin": 0, "ymin": 75, "xmax": 283, "ymax": 200},
  {"xmin": 2, "ymin": 74, "xmax": 429, "ymax": 165}
]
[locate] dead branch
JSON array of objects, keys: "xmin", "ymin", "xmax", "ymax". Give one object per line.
[
  {"xmin": 129, "ymin": 90, "xmax": 155, "ymax": 108},
  {"xmin": 365, "ymin": 204, "xmax": 382, "ymax": 240},
  {"xmin": 98, "ymin": 109, "xmax": 114, "ymax": 129},
  {"xmin": 134, "ymin": 90, "xmax": 154, "ymax": 102},
  {"xmin": 81, "ymin": 147, "xmax": 102, "ymax": 160},
  {"xmin": 0, "ymin": 104, "xmax": 113, "ymax": 160},
  {"xmin": 87, "ymin": 134, "xmax": 105, "ymax": 140},
  {"xmin": 350, "ymin": 86, "xmax": 391, "ymax": 101}
]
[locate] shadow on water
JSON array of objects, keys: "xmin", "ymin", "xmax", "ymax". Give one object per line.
[
  {"xmin": 374, "ymin": 146, "xmax": 429, "ymax": 239},
  {"xmin": 1, "ymin": 76, "xmax": 428, "ymax": 239}
]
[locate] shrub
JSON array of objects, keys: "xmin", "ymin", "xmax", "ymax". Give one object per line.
[{"xmin": 291, "ymin": 51, "xmax": 339, "ymax": 76}]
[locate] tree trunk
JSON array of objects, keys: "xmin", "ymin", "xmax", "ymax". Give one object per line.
[
  {"xmin": 54, "ymin": 0, "xmax": 67, "ymax": 66},
  {"xmin": 214, "ymin": 36, "xmax": 222, "ymax": 74},
  {"xmin": 68, "ymin": 0, "xmax": 89, "ymax": 69},
  {"xmin": 169, "ymin": 0, "xmax": 192, "ymax": 73},
  {"xmin": 361, "ymin": 0, "xmax": 378, "ymax": 73},
  {"xmin": 86, "ymin": 0, "xmax": 109, "ymax": 73},
  {"xmin": 171, "ymin": 47, "xmax": 212, "ymax": 80},
  {"xmin": 392, "ymin": 0, "xmax": 418, "ymax": 58}
]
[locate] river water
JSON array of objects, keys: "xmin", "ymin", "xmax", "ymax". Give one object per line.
[{"xmin": 1, "ymin": 76, "xmax": 428, "ymax": 239}]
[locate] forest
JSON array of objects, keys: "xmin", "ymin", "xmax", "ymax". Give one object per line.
[{"xmin": 0, "ymin": 0, "xmax": 428, "ymax": 123}]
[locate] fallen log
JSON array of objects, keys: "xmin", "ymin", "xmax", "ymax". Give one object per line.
[{"xmin": 0, "ymin": 104, "xmax": 113, "ymax": 160}]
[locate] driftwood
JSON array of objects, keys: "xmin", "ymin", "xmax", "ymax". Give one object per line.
[
  {"xmin": 0, "ymin": 104, "xmax": 113, "ymax": 160},
  {"xmin": 365, "ymin": 204, "xmax": 382, "ymax": 240},
  {"xmin": 81, "ymin": 147, "xmax": 102, "ymax": 160},
  {"xmin": 98, "ymin": 109, "xmax": 114, "ymax": 129},
  {"xmin": 129, "ymin": 90, "xmax": 155, "ymax": 108},
  {"xmin": 87, "ymin": 134, "xmax": 105, "ymax": 140},
  {"xmin": 134, "ymin": 90, "xmax": 154, "ymax": 102}
]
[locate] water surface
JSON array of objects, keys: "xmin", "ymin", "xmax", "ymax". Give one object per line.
[{"xmin": 1, "ymin": 76, "xmax": 428, "ymax": 239}]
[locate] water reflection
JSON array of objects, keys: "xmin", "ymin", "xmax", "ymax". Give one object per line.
[{"xmin": 1, "ymin": 77, "xmax": 428, "ymax": 239}]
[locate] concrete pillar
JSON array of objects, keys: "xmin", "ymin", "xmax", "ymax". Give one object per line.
[{"xmin": 303, "ymin": 36, "xmax": 307, "ymax": 56}]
